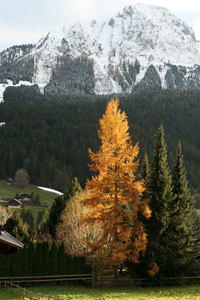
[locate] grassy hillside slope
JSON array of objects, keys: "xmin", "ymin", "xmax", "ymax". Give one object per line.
[{"xmin": 0, "ymin": 179, "xmax": 60, "ymax": 206}]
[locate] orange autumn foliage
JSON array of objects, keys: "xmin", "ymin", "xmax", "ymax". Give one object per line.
[{"xmin": 79, "ymin": 98, "xmax": 151, "ymax": 269}]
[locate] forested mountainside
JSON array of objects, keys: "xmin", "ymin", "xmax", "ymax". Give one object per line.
[{"xmin": 0, "ymin": 86, "xmax": 200, "ymax": 192}]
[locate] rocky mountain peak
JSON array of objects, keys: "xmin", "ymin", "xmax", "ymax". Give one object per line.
[{"xmin": 0, "ymin": 3, "xmax": 200, "ymax": 97}]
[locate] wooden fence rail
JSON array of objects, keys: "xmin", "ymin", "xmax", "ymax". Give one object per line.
[
  {"xmin": 0, "ymin": 274, "xmax": 93, "ymax": 286},
  {"xmin": 94, "ymin": 276, "xmax": 200, "ymax": 288},
  {"xmin": 2, "ymin": 274, "xmax": 200, "ymax": 292},
  {"xmin": 3, "ymin": 280, "xmax": 63, "ymax": 300}
]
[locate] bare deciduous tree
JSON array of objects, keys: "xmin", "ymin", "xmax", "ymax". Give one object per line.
[
  {"xmin": 14, "ymin": 168, "xmax": 30, "ymax": 187},
  {"xmin": 56, "ymin": 191, "xmax": 105, "ymax": 279},
  {"xmin": 0, "ymin": 205, "xmax": 13, "ymax": 226}
]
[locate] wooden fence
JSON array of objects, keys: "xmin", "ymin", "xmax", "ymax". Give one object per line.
[
  {"xmin": 0, "ymin": 274, "xmax": 93, "ymax": 299},
  {"xmin": 2, "ymin": 274, "xmax": 200, "ymax": 295},
  {"xmin": 3, "ymin": 280, "xmax": 63, "ymax": 300},
  {"xmin": 0, "ymin": 274, "xmax": 93, "ymax": 287},
  {"xmin": 94, "ymin": 276, "xmax": 200, "ymax": 288}
]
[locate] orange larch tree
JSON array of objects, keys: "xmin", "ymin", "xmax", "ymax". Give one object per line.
[{"xmin": 79, "ymin": 98, "xmax": 151, "ymax": 278}]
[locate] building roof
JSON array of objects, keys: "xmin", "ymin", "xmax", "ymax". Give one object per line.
[
  {"xmin": 0, "ymin": 230, "xmax": 24, "ymax": 249},
  {"xmin": 9, "ymin": 199, "xmax": 22, "ymax": 205},
  {"xmin": 7, "ymin": 178, "xmax": 13, "ymax": 182}
]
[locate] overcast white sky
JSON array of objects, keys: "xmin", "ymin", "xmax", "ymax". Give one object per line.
[{"xmin": 0, "ymin": 0, "xmax": 200, "ymax": 52}]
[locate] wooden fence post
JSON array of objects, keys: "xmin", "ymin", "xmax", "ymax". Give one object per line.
[
  {"xmin": 23, "ymin": 287, "xmax": 25, "ymax": 300},
  {"xmin": 30, "ymin": 291, "xmax": 32, "ymax": 300},
  {"xmin": 38, "ymin": 292, "xmax": 40, "ymax": 300},
  {"xmin": 48, "ymin": 296, "xmax": 50, "ymax": 300},
  {"xmin": 11, "ymin": 281, "xmax": 12, "ymax": 292},
  {"xmin": 5, "ymin": 280, "xmax": 6, "ymax": 289}
]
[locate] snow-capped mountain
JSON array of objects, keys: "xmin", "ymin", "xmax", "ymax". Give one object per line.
[{"xmin": 1, "ymin": 2, "xmax": 200, "ymax": 96}]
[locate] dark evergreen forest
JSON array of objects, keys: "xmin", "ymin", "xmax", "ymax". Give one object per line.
[{"xmin": 0, "ymin": 85, "xmax": 200, "ymax": 193}]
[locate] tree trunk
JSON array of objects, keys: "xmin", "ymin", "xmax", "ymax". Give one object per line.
[{"xmin": 114, "ymin": 265, "xmax": 118, "ymax": 282}]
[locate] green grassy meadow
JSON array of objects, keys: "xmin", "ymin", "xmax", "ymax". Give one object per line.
[
  {"xmin": 2, "ymin": 285, "xmax": 200, "ymax": 300},
  {"xmin": 0, "ymin": 179, "xmax": 61, "ymax": 222},
  {"xmin": 0, "ymin": 179, "xmax": 60, "ymax": 205}
]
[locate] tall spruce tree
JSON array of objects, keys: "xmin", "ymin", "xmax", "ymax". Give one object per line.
[
  {"xmin": 147, "ymin": 125, "xmax": 175, "ymax": 278},
  {"xmin": 165, "ymin": 142, "xmax": 200, "ymax": 277},
  {"xmin": 128, "ymin": 153, "xmax": 159, "ymax": 278}
]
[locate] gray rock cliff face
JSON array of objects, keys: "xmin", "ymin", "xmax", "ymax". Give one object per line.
[{"xmin": 0, "ymin": 3, "xmax": 200, "ymax": 95}]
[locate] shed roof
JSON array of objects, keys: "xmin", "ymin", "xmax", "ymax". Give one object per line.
[
  {"xmin": 9, "ymin": 199, "xmax": 22, "ymax": 205},
  {"xmin": 0, "ymin": 230, "xmax": 24, "ymax": 249}
]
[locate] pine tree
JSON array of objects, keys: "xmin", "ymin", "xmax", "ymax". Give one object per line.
[
  {"xmin": 73, "ymin": 256, "xmax": 84, "ymax": 274},
  {"xmin": 3, "ymin": 211, "xmax": 29, "ymax": 243},
  {"xmin": 49, "ymin": 241, "xmax": 58, "ymax": 275},
  {"xmin": 166, "ymin": 142, "xmax": 200, "ymax": 277},
  {"xmin": 21, "ymin": 246, "xmax": 28, "ymax": 276},
  {"xmin": 65, "ymin": 253, "xmax": 74, "ymax": 275},
  {"xmin": 58, "ymin": 241, "xmax": 65, "ymax": 275},
  {"xmin": 15, "ymin": 250, "xmax": 22, "ymax": 277},
  {"xmin": 0, "ymin": 255, "xmax": 10, "ymax": 277},
  {"xmin": 128, "ymin": 153, "xmax": 159, "ymax": 278},
  {"xmin": 147, "ymin": 125, "xmax": 175, "ymax": 278},
  {"xmin": 35, "ymin": 193, "xmax": 41, "ymax": 206},
  {"xmin": 10, "ymin": 253, "xmax": 18, "ymax": 277},
  {"xmin": 15, "ymin": 191, "xmax": 19, "ymax": 199},
  {"xmin": 65, "ymin": 177, "xmax": 82, "ymax": 198},
  {"xmin": 79, "ymin": 99, "xmax": 152, "ymax": 279},
  {"xmin": 33, "ymin": 242, "xmax": 43, "ymax": 275},
  {"xmin": 42, "ymin": 241, "xmax": 49, "ymax": 276},
  {"xmin": 25, "ymin": 209, "xmax": 35, "ymax": 229},
  {"xmin": 28, "ymin": 240, "xmax": 34, "ymax": 276},
  {"xmin": 20, "ymin": 208, "xmax": 27, "ymax": 223}
]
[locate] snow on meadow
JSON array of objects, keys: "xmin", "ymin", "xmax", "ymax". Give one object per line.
[{"xmin": 38, "ymin": 186, "xmax": 63, "ymax": 195}]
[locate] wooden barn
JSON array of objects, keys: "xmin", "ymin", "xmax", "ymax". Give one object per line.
[
  {"xmin": 8, "ymin": 199, "xmax": 22, "ymax": 208},
  {"xmin": 20, "ymin": 193, "xmax": 31, "ymax": 201},
  {"xmin": 0, "ymin": 230, "xmax": 24, "ymax": 256},
  {"xmin": 6, "ymin": 178, "xmax": 14, "ymax": 185}
]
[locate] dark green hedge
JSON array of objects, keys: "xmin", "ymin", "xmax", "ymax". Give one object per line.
[{"xmin": 0, "ymin": 240, "xmax": 91, "ymax": 277}]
